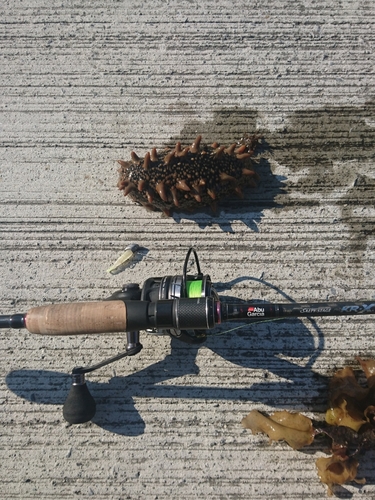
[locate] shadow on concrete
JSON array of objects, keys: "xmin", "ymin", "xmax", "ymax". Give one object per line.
[
  {"xmin": 266, "ymin": 97, "xmax": 375, "ymax": 258},
  {"xmin": 167, "ymin": 108, "xmax": 286, "ymax": 232},
  {"xmin": 168, "ymin": 99, "xmax": 375, "ymax": 244}
]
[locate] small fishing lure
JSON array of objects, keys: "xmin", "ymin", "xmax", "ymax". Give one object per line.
[{"xmin": 107, "ymin": 243, "xmax": 141, "ymax": 275}]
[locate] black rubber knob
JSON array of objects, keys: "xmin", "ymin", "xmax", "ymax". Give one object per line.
[{"xmin": 63, "ymin": 383, "xmax": 96, "ymax": 424}]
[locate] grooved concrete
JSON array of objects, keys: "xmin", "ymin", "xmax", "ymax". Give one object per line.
[{"xmin": 1, "ymin": 1, "xmax": 375, "ymax": 499}]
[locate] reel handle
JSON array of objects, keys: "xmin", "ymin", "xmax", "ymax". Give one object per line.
[{"xmin": 63, "ymin": 372, "xmax": 97, "ymax": 424}]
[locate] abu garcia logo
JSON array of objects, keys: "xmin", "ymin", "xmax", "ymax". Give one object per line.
[{"xmin": 247, "ymin": 306, "xmax": 265, "ymax": 317}]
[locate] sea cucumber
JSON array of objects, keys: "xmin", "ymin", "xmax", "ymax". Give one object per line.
[{"xmin": 117, "ymin": 135, "xmax": 261, "ymax": 216}]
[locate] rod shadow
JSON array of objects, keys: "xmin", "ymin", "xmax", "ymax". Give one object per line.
[
  {"xmin": 6, "ymin": 316, "xmax": 325, "ymax": 434},
  {"xmin": 6, "ymin": 276, "xmax": 327, "ymax": 437}
]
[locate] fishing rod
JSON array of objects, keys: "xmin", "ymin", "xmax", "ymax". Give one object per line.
[{"xmin": 1, "ymin": 248, "xmax": 375, "ymax": 424}]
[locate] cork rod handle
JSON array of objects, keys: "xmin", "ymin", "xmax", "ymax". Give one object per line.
[{"xmin": 25, "ymin": 301, "xmax": 127, "ymax": 335}]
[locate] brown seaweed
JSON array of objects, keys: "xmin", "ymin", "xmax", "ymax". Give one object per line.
[
  {"xmin": 325, "ymin": 398, "xmax": 366, "ymax": 432},
  {"xmin": 315, "ymin": 456, "xmax": 364, "ymax": 496},
  {"xmin": 315, "ymin": 424, "xmax": 375, "ymax": 460},
  {"xmin": 356, "ymin": 356, "xmax": 375, "ymax": 388},
  {"xmin": 241, "ymin": 410, "xmax": 314, "ymax": 450},
  {"xmin": 242, "ymin": 357, "xmax": 375, "ymax": 495}
]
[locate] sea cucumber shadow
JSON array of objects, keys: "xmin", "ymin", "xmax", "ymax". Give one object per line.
[
  {"xmin": 169, "ymin": 108, "xmax": 286, "ymax": 231},
  {"xmin": 171, "ymin": 156, "xmax": 286, "ymax": 232},
  {"xmin": 169, "ymin": 99, "xmax": 375, "ymax": 237}
]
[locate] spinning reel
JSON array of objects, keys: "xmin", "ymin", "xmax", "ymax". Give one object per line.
[
  {"xmin": 109, "ymin": 247, "xmax": 216, "ymax": 344},
  {"xmin": 1, "ymin": 248, "xmax": 217, "ymax": 424}
]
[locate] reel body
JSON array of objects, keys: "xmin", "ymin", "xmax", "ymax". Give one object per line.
[
  {"xmin": 141, "ymin": 274, "xmax": 213, "ymax": 342},
  {"xmin": 140, "ymin": 247, "xmax": 216, "ymax": 343}
]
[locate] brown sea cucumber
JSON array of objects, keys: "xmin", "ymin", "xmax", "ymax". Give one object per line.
[{"xmin": 117, "ymin": 135, "xmax": 261, "ymax": 216}]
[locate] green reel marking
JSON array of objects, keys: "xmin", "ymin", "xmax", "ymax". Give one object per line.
[{"xmin": 186, "ymin": 280, "xmax": 203, "ymax": 298}]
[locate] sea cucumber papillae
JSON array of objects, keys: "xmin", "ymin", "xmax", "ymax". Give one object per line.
[{"xmin": 117, "ymin": 135, "xmax": 261, "ymax": 215}]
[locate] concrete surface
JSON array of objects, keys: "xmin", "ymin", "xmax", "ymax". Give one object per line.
[{"xmin": 1, "ymin": 0, "xmax": 375, "ymax": 498}]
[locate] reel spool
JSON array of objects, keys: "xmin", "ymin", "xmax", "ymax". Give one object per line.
[{"xmin": 141, "ymin": 247, "xmax": 217, "ymax": 343}]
